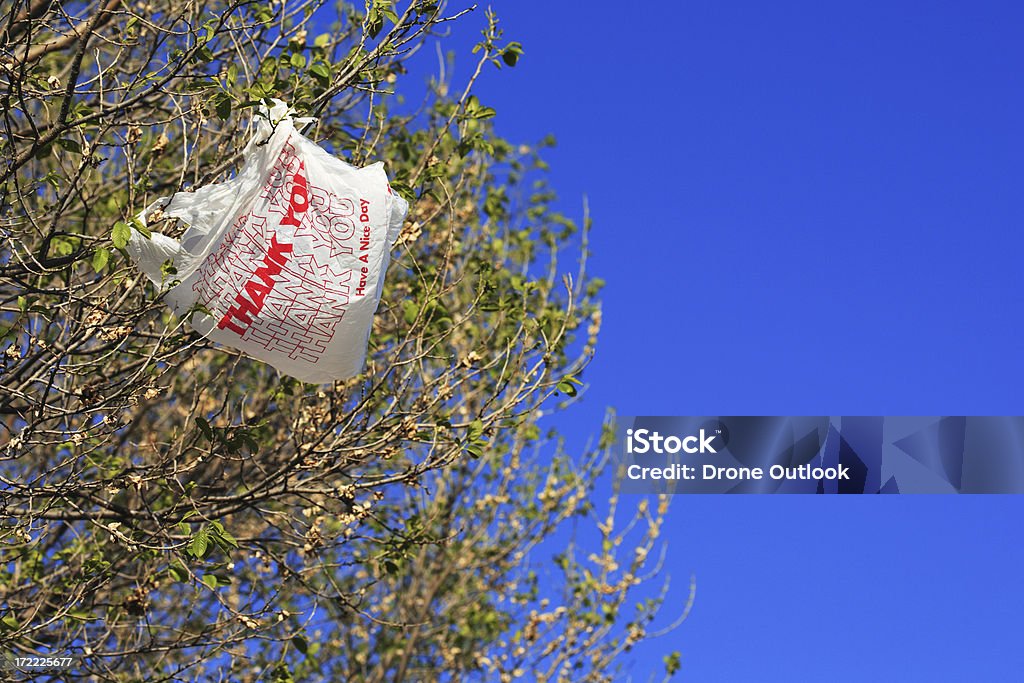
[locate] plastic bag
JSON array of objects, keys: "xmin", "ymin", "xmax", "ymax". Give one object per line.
[{"xmin": 126, "ymin": 100, "xmax": 408, "ymax": 383}]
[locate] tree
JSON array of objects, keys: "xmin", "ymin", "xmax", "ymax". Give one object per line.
[{"xmin": 0, "ymin": 1, "xmax": 690, "ymax": 680}]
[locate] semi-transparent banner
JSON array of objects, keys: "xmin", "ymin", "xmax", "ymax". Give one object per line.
[{"xmin": 614, "ymin": 417, "xmax": 1024, "ymax": 494}]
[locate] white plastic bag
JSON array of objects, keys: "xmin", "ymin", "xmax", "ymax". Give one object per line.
[{"xmin": 126, "ymin": 100, "xmax": 408, "ymax": 383}]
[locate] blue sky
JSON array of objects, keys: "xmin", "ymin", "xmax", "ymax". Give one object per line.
[{"xmin": 419, "ymin": 1, "xmax": 1024, "ymax": 680}]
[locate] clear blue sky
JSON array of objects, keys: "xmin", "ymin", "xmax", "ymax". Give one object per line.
[{"xmin": 412, "ymin": 1, "xmax": 1024, "ymax": 680}]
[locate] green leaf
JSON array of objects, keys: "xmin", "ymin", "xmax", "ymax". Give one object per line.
[
  {"xmin": 389, "ymin": 181, "xmax": 414, "ymax": 203},
  {"xmin": 211, "ymin": 92, "xmax": 232, "ymax": 121},
  {"xmin": 1, "ymin": 615, "xmax": 19, "ymax": 630},
  {"xmin": 189, "ymin": 302, "xmax": 213, "ymax": 321},
  {"xmin": 190, "ymin": 527, "xmax": 210, "ymax": 558},
  {"xmin": 196, "ymin": 417, "xmax": 213, "ymax": 440},
  {"xmin": 218, "ymin": 527, "xmax": 238, "ymax": 549},
  {"xmin": 664, "ymin": 651, "xmax": 681, "ymax": 676},
  {"xmin": 309, "ymin": 63, "xmax": 331, "ymax": 82},
  {"xmin": 185, "ymin": 77, "xmax": 215, "ymax": 93},
  {"xmin": 402, "ymin": 300, "xmax": 419, "ymax": 325},
  {"xmin": 168, "ymin": 564, "xmax": 188, "ymax": 582},
  {"xmin": 92, "ymin": 247, "xmax": 110, "ymax": 273},
  {"xmin": 210, "ymin": 520, "xmax": 239, "ymax": 549},
  {"xmin": 44, "ymin": 236, "xmax": 73, "ymax": 259},
  {"xmin": 557, "ymin": 375, "xmax": 582, "ymax": 397},
  {"xmin": 57, "ymin": 138, "xmax": 82, "ymax": 154},
  {"xmin": 464, "ymin": 421, "xmax": 486, "ymax": 458},
  {"xmin": 290, "ymin": 53, "xmax": 307, "ymax": 69},
  {"xmin": 130, "ymin": 216, "xmax": 152, "ymax": 239},
  {"xmin": 473, "ymin": 106, "xmax": 496, "ymax": 120},
  {"xmin": 112, "ymin": 221, "xmax": 131, "ymax": 249},
  {"xmin": 375, "ymin": 0, "xmax": 399, "ymax": 23},
  {"xmin": 501, "ymin": 42, "xmax": 523, "ymax": 67},
  {"xmin": 237, "ymin": 432, "xmax": 259, "ymax": 455},
  {"xmin": 202, "ymin": 574, "xmax": 218, "ymax": 589},
  {"xmin": 160, "ymin": 259, "xmax": 177, "ymax": 278},
  {"xmin": 292, "ymin": 635, "xmax": 309, "ymax": 655},
  {"xmin": 367, "ymin": 8, "xmax": 383, "ymax": 38}
]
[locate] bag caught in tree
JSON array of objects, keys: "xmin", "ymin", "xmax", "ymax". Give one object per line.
[{"xmin": 126, "ymin": 100, "xmax": 408, "ymax": 383}]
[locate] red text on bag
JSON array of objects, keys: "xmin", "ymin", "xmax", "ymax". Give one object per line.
[
  {"xmin": 217, "ymin": 162, "xmax": 310, "ymax": 335},
  {"xmin": 218, "ymin": 235, "xmax": 294, "ymax": 335}
]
